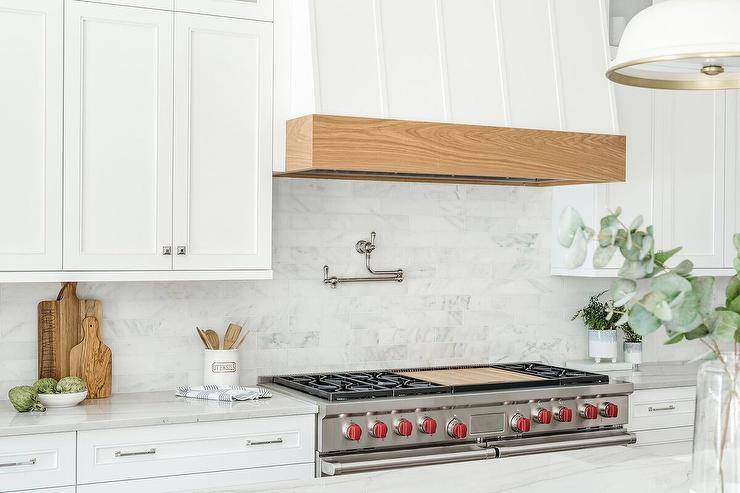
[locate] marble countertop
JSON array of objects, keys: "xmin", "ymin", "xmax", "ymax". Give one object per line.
[
  {"xmin": 0, "ymin": 390, "xmax": 318, "ymax": 437},
  {"xmin": 181, "ymin": 446, "xmax": 691, "ymax": 493},
  {"xmin": 606, "ymin": 361, "xmax": 700, "ymax": 390}
]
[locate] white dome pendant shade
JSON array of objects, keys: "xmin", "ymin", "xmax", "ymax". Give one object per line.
[{"xmin": 607, "ymin": 0, "xmax": 740, "ymax": 90}]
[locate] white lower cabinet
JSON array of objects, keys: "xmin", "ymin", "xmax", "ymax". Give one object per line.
[
  {"xmin": 77, "ymin": 463, "xmax": 313, "ymax": 492},
  {"xmin": 0, "ymin": 432, "xmax": 76, "ymax": 492},
  {"xmin": 627, "ymin": 386, "xmax": 696, "ymax": 456}
]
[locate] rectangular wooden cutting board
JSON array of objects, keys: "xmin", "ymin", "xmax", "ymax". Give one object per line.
[
  {"xmin": 396, "ymin": 367, "xmax": 545, "ymax": 386},
  {"xmin": 37, "ymin": 283, "xmax": 103, "ymax": 380}
]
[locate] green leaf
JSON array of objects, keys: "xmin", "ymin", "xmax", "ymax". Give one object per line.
[
  {"xmin": 734, "ymin": 233, "xmax": 740, "ymax": 252},
  {"xmin": 734, "ymin": 256, "xmax": 740, "ymax": 274},
  {"xmin": 651, "ymin": 273, "xmax": 691, "ymax": 301},
  {"xmin": 558, "ymin": 207, "xmax": 585, "ymax": 248},
  {"xmin": 654, "ymin": 247, "xmax": 682, "ymax": 265},
  {"xmin": 611, "ymin": 278, "xmax": 637, "ymax": 307},
  {"xmin": 630, "ymin": 215, "xmax": 643, "ymax": 230},
  {"xmin": 619, "ymin": 259, "xmax": 651, "ymax": 280},
  {"xmin": 736, "ymin": 328, "xmax": 740, "ymax": 343},
  {"xmin": 684, "ymin": 324, "xmax": 710, "ymax": 340},
  {"xmin": 691, "ymin": 277, "xmax": 715, "ymax": 317},
  {"xmin": 619, "ymin": 231, "xmax": 644, "ymax": 261},
  {"xmin": 663, "ymin": 290, "xmax": 703, "ymax": 334},
  {"xmin": 709, "ymin": 310, "xmax": 740, "ymax": 340},
  {"xmin": 726, "ymin": 276, "xmax": 740, "ymax": 306},
  {"xmin": 640, "ymin": 291, "xmax": 668, "ymax": 312},
  {"xmin": 629, "ymin": 304, "xmax": 662, "ymax": 335},
  {"xmin": 593, "ymin": 245, "xmax": 617, "ymax": 268},
  {"xmin": 639, "ymin": 235, "xmax": 654, "ymax": 261},
  {"xmin": 564, "ymin": 228, "xmax": 589, "ymax": 269},
  {"xmin": 672, "ymin": 259, "xmax": 694, "ymax": 277},
  {"xmin": 653, "ymin": 300, "xmax": 673, "ymax": 321},
  {"xmin": 664, "ymin": 333, "xmax": 685, "ymax": 345},
  {"xmin": 598, "ymin": 228, "xmax": 617, "ymax": 248}
]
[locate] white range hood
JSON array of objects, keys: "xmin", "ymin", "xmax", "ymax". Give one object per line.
[{"xmin": 273, "ymin": 0, "xmax": 623, "ymax": 186}]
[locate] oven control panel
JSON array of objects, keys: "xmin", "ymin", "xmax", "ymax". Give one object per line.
[{"xmin": 320, "ymin": 395, "xmax": 629, "ymax": 453}]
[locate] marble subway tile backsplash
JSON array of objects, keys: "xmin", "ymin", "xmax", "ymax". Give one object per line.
[{"xmin": 0, "ymin": 180, "xmax": 706, "ymax": 397}]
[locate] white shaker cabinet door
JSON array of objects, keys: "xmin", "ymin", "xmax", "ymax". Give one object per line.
[
  {"xmin": 64, "ymin": 1, "xmax": 174, "ymax": 271},
  {"xmin": 653, "ymin": 90, "xmax": 725, "ymax": 269},
  {"xmin": 172, "ymin": 13, "xmax": 272, "ymax": 271},
  {"xmin": 0, "ymin": 0, "xmax": 62, "ymax": 271}
]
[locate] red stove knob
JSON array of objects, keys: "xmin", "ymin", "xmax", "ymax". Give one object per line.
[
  {"xmin": 533, "ymin": 408, "xmax": 552, "ymax": 424},
  {"xmin": 511, "ymin": 414, "xmax": 531, "ymax": 433},
  {"xmin": 600, "ymin": 402, "xmax": 619, "ymax": 418},
  {"xmin": 581, "ymin": 404, "xmax": 599, "ymax": 420},
  {"xmin": 370, "ymin": 421, "xmax": 388, "ymax": 439},
  {"xmin": 344, "ymin": 423, "xmax": 362, "ymax": 441},
  {"xmin": 396, "ymin": 418, "xmax": 413, "ymax": 437},
  {"xmin": 419, "ymin": 417, "xmax": 438, "ymax": 435},
  {"xmin": 555, "ymin": 407, "xmax": 573, "ymax": 422},
  {"xmin": 447, "ymin": 419, "xmax": 468, "ymax": 439}
]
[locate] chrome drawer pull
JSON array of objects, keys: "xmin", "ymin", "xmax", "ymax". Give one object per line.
[
  {"xmin": 648, "ymin": 405, "xmax": 677, "ymax": 412},
  {"xmin": 0, "ymin": 458, "xmax": 36, "ymax": 468},
  {"xmin": 114, "ymin": 448, "xmax": 157, "ymax": 458},
  {"xmin": 246, "ymin": 437, "xmax": 283, "ymax": 447}
]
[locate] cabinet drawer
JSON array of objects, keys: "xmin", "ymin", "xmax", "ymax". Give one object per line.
[
  {"xmin": 0, "ymin": 432, "xmax": 76, "ymax": 492},
  {"xmin": 75, "ymin": 0, "xmax": 174, "ymax": 9},
  {"xmin": 628, "ymin": 387, "xmax": 696, "ymax": 431},
  {"xmin": 77, "ymin": 414, "xmax": 314, "ymax": 484},
  {"xmin": 175, "ymin": 0, "xmax": 272, "ymax": 20},
  {"xmin": 633, "ymin": 426, "xmax": 694, "ymax": 446},
  {"xmin": 77, "ymin": 462, "xmax": 313, "ymax": 492}
]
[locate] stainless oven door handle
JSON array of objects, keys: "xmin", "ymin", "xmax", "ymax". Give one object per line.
[
  {"xmin": 321, "ymin": 448, "xmax": 497, "ymax": 476},
  {"xmin": 494, "ymin": 432, "xmax": 636, "ymax": 458}
]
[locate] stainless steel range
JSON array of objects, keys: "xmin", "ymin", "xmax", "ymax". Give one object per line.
[{"xmin": 267, "ymin": 363, "xmax": 635, "ymax": 476}]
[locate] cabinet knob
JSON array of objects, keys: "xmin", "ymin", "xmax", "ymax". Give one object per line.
[
  {"xmin": 162, "ymin": 246, "xmax": 172, "ymax": 256},
  {"xmin": 177, "ymin": 246, "xmax": 187, "ymax": 255}
]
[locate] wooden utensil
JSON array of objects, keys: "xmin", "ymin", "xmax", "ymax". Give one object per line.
[
  {"xmin": 78, "ymin": 299, "xmax": 102, "ymax": 340},
  {"xmin": 204, "ymin": 329, "xmax": 220, "ymax": 350},
  {"xmin": 196, "ymin": 327, "xmax": 212, "ymax": 349},
  {"xmin": 223, "ymin": 323, "xmax": 242, "ymax": 350},
  {"xmin": 69, "ymin": 316, "xmax": 112, "ymax": 399},
  {"xmin": 233, "ymin": 333, "xmax": 247, "ymax": 350},
  {"xmin": 38, "ymin": 283, "xmax": 81, "ymax": 379}
]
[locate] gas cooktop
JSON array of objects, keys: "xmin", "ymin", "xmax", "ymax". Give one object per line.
[{"xmin": 272, "ymin": 362, "xmax": 609, "ymax": 401}]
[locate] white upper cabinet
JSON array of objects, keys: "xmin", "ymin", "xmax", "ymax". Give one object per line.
[
  {"xmin": 654, "ymin": 90, "xmax": 725, "ymax": 269},
  {"xmin": 64, "ymin": 1, "xmax": 174, "ymax": 271},
  {"xmin": 173, "ymin": 14, "xmax": 272, "ymax": 271},
  {"xmin": 0, "ymin": 0, "xmax": 63, "ymax": 271},
  {"xmin": 273, "ymin": 0, "xmax": 617, "ymax": 171},
  {"xmin": 174, "ymin": 0, "xmax": 273, "ymax": 21}
]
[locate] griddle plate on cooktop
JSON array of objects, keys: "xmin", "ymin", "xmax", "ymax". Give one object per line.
[{"xmin": 272, "ymin": 362, "xmax": 609, "ymax": 401}]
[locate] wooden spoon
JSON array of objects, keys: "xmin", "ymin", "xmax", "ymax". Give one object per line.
[
  {"xmin": 204, "ymin": 329, "xmax": 220, "ymax": 350},
  {"xmin": 196, "ymin": 327, "xmax": 212, "ymax": 349},
  {"xmin": 233, "ymin": 333, "xmax": 247, "ymax": 350},
  {"xmin": 224, "ymin": 323, "xmax": 242, "ymax": 350}
]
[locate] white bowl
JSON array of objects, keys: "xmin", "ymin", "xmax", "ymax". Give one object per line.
[{"xmin": 37, "ymin": 390, "xmax": 88, "ymax": 408}]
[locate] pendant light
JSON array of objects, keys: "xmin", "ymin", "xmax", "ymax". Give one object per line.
[{"xmin": 607, "ymin": 0, "xmax": 740, "ymax": 90}]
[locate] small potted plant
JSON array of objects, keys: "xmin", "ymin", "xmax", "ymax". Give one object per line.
[
  {"xmin": 572, "ymin": 291, "xmax": 618, "ymax": 363},
  {"xmin": 621, "ymin": 323, "xmax": 643, "ymax": 368}
]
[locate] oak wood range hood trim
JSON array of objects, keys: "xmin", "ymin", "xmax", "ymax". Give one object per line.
[{"xmin": 276, "ymin": 114, "xmax": 626, "ymax": 187}]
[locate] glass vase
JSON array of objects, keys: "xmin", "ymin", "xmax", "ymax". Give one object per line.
[{"xmin": 690, "ymin": 352, "xmax": 739, "ymax": 493}]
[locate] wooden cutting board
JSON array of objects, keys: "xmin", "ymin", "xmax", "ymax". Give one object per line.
[
  {"xmin": 38, "ymin": 283, "xmax": 103, "ymax": 380},
  {"xmin": 69, "ymin": 316, "xmax": 112, "ymax": 399},
  {"xmin": 396, "ymin": 367, "xmax": 545, "ymax": 386}
]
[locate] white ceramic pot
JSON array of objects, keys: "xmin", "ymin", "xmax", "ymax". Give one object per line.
[
  {"xmin": 37, "ymin": 390, "xmax": 88, "ymax": 408},
  {"xmin": 203, "ymin": 349, "xmax": 240, "ymax": 386},
  {"xmin": 623, "ymin": 341, "xmax": 643, "ymax": 366},
  {"xmin": 588, "ymin": 329, "xmax": 618, "ymax": 363}
]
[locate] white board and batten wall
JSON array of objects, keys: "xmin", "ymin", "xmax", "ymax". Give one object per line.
[{"xmin": 0, "ymin": 0, "xmax": 273, "ymax": 282}]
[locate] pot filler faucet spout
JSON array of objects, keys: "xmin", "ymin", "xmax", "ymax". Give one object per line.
[{"xmin": 323, "ymin": 232, "xmax": 404, "ymax": 288}]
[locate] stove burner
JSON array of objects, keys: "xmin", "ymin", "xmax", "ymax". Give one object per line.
[{"xmin": 273, "ymin": 362, "xmax": 609, "ymax": 401}]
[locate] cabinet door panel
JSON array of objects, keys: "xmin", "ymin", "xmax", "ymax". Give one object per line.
[
  {"xmin": 64, "ymin": 1, "xmax": 173, "ymax": 271},
  {"xmin": 173, "ymin": 14, "xmax": 272, "ymax": 270},
  {"xmin": 654, "ymin": 90, "xmax": 725, "ymax": 268},
  {"xmin": 725, "ymin": 91, "xmax": 740, "ymax": 267},
  {"xmin": 0, "ymin": 0, "xmax": 62, "ymax": 271}
]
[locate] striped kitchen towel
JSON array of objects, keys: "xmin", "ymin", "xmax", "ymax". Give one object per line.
[{"xmin": 175, "ymin": 385, "xmax": 272, "ymax": 402}]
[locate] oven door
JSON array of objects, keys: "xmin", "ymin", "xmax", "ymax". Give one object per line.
[{"xmin": 319, "ymin": 430, "xmax": 636, "ymax": 476}]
